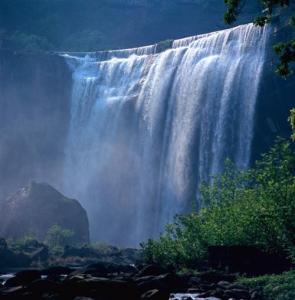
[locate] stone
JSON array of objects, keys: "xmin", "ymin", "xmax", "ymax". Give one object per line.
[
  {"xmin": 5, "ymin": 270, "xmax": 41, "ymax": 287},
  {"xmin": 26, "ymin": 279, "xmax": 61, "ymax": 295},
  {"xmin": 212, "ymin": 287, "xmax": 225, "ymax": 298},
  {"xmin": 186, "ymin": 288, "xmax": 202, "ymax": 293},
  {"xmin": 81, "ymin": 261, "xmax": 138, "ymax": 277},
  {"xmin": 0, "ymin": 285, "xmax": 26, "ymax": 297},
  {"xmin": 224, "ymin": 288, "xmax": 250, "ymax": 299},
  {"xmin": 217, "ymin": 280, "xmax": 231, "ymax": 289},
  {"xmin": 65, "ymin": 276, "xmax": 139, "ymax": 300},
  {"xmin": 137, "ymin": 265, "xmax": 169, "ymax": 277},
  {"xmin": 187, "ymin": 276, "xmax": 201, "ymax": 286},
  {"xmin": 136, "ymin": 273, "xmax": 186, "ymax": 294},
  {"xmin": 0, "ymin": 182, "xmax": 89, "ymax": 244},
  {"xmin": 141, "ymin": 289, "xmax": 170, "ymax": 300},
  {"xmin": 251, "ymin": 290, "xmax": 262, "ymax": 300},
  {"xmin": 197, "ymin": 290, "xmax": 214, "ymax": 298},
  {"xmin": 42, "ymin": 266, "xmax": 74, "ymax": 276}
]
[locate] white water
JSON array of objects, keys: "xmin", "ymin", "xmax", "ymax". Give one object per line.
[{"xmin": 62, "ymin": 24, "xmax": 268, "ymax": 245}]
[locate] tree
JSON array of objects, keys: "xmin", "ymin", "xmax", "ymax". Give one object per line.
[
  {"xmin": 45, "ymin": 225, "xmax": 74, "ymax": 255},
  {"xmin": 224, "ymin": 0, "xmax": 295, "ymax": 76}
]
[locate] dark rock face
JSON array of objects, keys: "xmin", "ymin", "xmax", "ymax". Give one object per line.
[
  {"xmin": 0, "ymin": 182, "xmax": 89, "ymax": 244},
  {"xmin": 5, "ymin": 270, "xmax": 41, "ymax": 287},
  {"xmin": 251, "ymin": 25, "xmax": 295, "ymax": 162},
  {"xmin": 208, "ymin": 245, "xmax": 291, "ymax": 275},
  {"xmin": 0, "ymin": 50, "xmax": 72, "ymax": 202}
]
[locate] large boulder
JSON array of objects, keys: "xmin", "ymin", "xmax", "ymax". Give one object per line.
[{"xmin": 0, "ymin": 182, "xmax": 89, "ymax": 244}]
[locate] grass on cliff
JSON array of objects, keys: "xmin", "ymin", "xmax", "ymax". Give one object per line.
[{"xmin": 141, "ymin": 138, "xmax": 295, "ymax": 268}]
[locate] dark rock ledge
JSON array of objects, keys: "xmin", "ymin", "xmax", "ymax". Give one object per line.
[{"xmin": 0, "ymin": 263, "xmax": 262, "ymax": 300}]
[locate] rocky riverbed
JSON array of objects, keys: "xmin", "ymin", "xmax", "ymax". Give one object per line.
[{"xmin": 0, "ymin": 263, "xmax": 262, "ymax": 300}]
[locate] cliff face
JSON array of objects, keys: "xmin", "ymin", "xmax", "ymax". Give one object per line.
[
  {"xmin": 251, "ymin": 25, "xmax": 295, "ymax": 161},
  {"xmin": 0, "ymin": 51, "xmax": 72, "ymax": 200}
]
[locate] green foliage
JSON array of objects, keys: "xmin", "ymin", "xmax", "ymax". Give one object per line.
[
  {"xmin": 8, "ymin": 234, "xmax": 41, "ymax": 253},
  {"xmin": 45, "ymin": 225, "xmax": 74, "ymax": 255},
  {"xmin": 142, "ymin": 139, "xmax": 295, "ymax": 268},
  {"xmin": 289, "ymin": 108, "xmax": 295, "ymax": 141},
  {"xmin": 254, "ymin": 15, "xmax": 271, "ymax": 26},
  {"xmin": 142, "ymin": 214, "xmax": 207, "ymax": 268},
  {"xmin": 224, "ymin": 0, "xmax": 295, "ymax": 76},
  {"xmin": 238, "ymin": 271, "xmax": 295, "ymax": 300},
  {"xmin": 2, "ymin": 31, "xmax": 53, "ymax": 52},
  {"xmin": 90, "ymin": 242, "xmax": 116, "ymax": 255}
]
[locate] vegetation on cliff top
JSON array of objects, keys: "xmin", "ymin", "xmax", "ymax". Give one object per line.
[
  {"xmin": 225, "ymin": 0, "xmax": 295, "ymax": 76},
  {"xmin": 0, "ymin": 0, "xmax": 226, "ymax": 53}
]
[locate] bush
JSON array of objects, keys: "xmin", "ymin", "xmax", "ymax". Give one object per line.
[
  {"xmin": 2, "ymin": 31, "xmax": 53, "ymax": 52},
  {"xmin": 8, "ymin": 234, "xmax": 43, "ymax": 253},
  {"xmin": 238, "ymin": 271, "xmax": 295, "ymax": 300},
  {"xmin": 45, "ymin": 225, "xmax": 75, "ymax": 255},
  {"xmin": 141, "ymin": 139, "xmax": 295, "ymax": 268}
]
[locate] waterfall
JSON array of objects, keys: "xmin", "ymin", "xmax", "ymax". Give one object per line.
[{"xmin": 62, "ymin": 23, "xmax": 269, "ymax": 246}]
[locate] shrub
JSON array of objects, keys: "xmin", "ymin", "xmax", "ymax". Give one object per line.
[
  {"xmin": 45, "ymin": 225, "xmax": 74, "ymax": 255},
  {"xmin": 142, "ymin": 139, "xmax": 295, "ymax": 268},
  {"xmin": 238, "ymin": 271, "xmax": 295, "ymax": 300},
  {"xmin": 8, "ymin": 234, "xmax": 43, "ymax": 253}
]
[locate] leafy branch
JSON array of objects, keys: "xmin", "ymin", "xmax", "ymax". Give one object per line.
[{"xmin": 224, "ymin": 0, "xmax": 295, "ymax": 76}]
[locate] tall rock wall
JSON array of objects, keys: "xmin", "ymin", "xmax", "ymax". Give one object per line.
[{"xmin": 0, "ymin": 51, "xmax": 72, "ymax": 200}]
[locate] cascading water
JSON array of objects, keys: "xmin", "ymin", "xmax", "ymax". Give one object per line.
[{"xmin": 62, "ymin": 23, "xmax": 268, "ymax": 246}]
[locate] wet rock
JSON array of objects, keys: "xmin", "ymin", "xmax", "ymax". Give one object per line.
[
  {"xmin": 0, "ymin": 285, "xmax": 27, "ymax": 297},
  {"xmin": 5, "ymin": 270, "xmax": 41, "ymax": 287},
  {"xmin": 26, "ymin": 279, "xmax": 61, "ymax": 295},
  {"xmin": 229, "ymin": 283, "xmax": 248, "ymax": 290},
  {"xmin": 186, "ymin": 288, "xmax": 202, "ymax": 293},
  {"xmin": 197, "ymin": 290, "xmax": 214, "ymax": 298},
  {"xmin": 79, "ymin": 261, "xmax": 137, "ymax": 277},
  {"xmin": 141, "ymin": 289, "xmax": 170, "ymax": 299},
  {"xmin": 65, "ymin": 276, "xmax": 139, "ymax": 300},
  {"xmin": 187, "ymin": 276, "xmax": 201, "ymax": 287},
  {"xmin": 211, "ymin": 287, "xmax": 225, "ymax": 298},
  {"xmin": 199, "ymin": 283, "xmax": 214, "ymax": 290},
  {"xmin": 42, "ymin": 266, "xmax": 74, "ymax": 276},
  {"xmin": 136, "ymin": 273, "xmax": 186, "ymax": 294},
  {"xmin": 251, "ymin": 290, "xmax": 262, "ymax": 300},
  {"xmin": 224, "ymin": 288, "xmax": 250, "ymax": 299},
  {"xmin": 217, "ymin": 280, "xmax": 231, "ymax": 289},
  {"xmin": 137, "ymin": 265, "xmax": 168, "ymax": 277}
]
